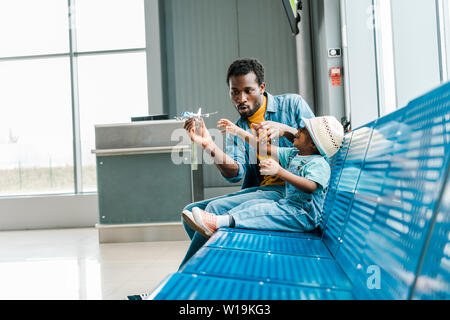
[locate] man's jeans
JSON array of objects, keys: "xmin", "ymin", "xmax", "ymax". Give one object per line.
[{"xmin": 179, "ymin": 185, "xmax": 285, "ymax": 268}]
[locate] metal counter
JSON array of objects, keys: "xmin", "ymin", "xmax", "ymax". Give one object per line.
[{"xmin": 92, "ymin": 120, "xmax": 202, "ymax": 242}]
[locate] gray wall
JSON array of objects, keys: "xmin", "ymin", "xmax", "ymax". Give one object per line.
[
  {"xmin": 144, "ymin": 0, "xmax": 165, "ymax": 116},
  {"xmin": 310, "ymin": 0, "xmax": 346, "ymax": 121},
  {"xmin": 296, "ymin": 0, "xmax": 316, "ymax": 111},
  {"xmin": 162, "ymin": 0, "xmax": 300, "ymax": 189}
]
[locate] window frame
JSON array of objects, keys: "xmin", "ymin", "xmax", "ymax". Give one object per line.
[{"xmin": 0, "ymin": 0, "xmax": 151, "ymax": 198}]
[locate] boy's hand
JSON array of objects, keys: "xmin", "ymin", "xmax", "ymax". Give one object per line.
[
  {"xmin": 252, "ymin": 121, "xmax": 285, "ymax": 143},
  {"xmin": 259, "ymin": 158, "xmax": 281, "ymax": 176},
  {"xmin": 217, "ymin": 119, "xmax": 244, "ymax": 136}
]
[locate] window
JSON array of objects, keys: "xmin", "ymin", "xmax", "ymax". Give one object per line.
[
  {"xmin": 386, "ymin": 0, "xmax": 441, "ymax": 109},
  {"xmin": 77, "ymin": 52, "xmax": 148, "ymax": 191},
  {"xmin": 0, "ymin": 0, "xmax": 69, "ymax": 57},
  {"xmin": 0, "ymin": 58, "xmax": 74, "ymax": 196},
  {"xmin": 74, "ymin": 0, "xmax": 147, "ymax": 192},
  {"xmin": 340, "ymin": 0, "xmax": 445, "ymax": 128},
  {"xmin": 373, "ymin": 0, "xmax": 396, "ymax": 116},
  {"xmin": 0, "ymin": 0, "xmax": 148, "ymax": 196},
  {"xmin": 74, "ymin": 0, "xmax": 146, "ymax": 52},
  {"xmin": 373, "ymin": 0, "xmax": 444, "ymax": 116},
  {"xmin": 439, "ymin": 0, "xmax": 450, "ymax": 80}
]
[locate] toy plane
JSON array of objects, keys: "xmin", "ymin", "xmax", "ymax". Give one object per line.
[{"xmin": 175, "ymin": 108, "xmax": 218, "ymax": 121}]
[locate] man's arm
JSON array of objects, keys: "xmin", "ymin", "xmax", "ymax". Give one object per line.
[
  {"xmin": 184, "ymin": 118, "xmax": 240, "ymax": 179},
  {"xmin": 202, "ymin": 141, "xmax": 240, "ymax": 178}
]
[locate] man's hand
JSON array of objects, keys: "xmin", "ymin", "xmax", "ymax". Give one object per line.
[
  {"xmin": 184, "ymin": 118, "xmax": 213, "ymax": 149},
  {"xmin": 184, "ymin": 118, "xmax": 239, "ymax": 178},
  {"xmin": 259, "ymin": 158, "xmax": 281, "ymax": 176},
  {"xmin": 252, "ymin": 121, "xmax": 287, "ymax": 143}
]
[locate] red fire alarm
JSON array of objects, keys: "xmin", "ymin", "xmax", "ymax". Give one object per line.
[{"xmin": 330, "ymin": 67, "xmax": 342, "ymax": 87}]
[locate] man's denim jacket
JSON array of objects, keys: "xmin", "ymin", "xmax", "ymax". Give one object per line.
[{"xmin": 224, "ymin": 92, "xmax": 315, "ymax": 189}]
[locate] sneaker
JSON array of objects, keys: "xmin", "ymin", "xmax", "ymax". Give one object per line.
[
  {"xmin": 192, "ymin": 207, "xmax": 218, "ymax": 238},
  {"xmin": 181, "ymin": 209, "xmax": 197, "ymax": 232},
  {"xmin": 127, "ymin": 292, "xmax": 150, "ymax": 300}
]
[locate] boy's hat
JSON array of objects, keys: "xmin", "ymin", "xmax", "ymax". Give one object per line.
[{"xmin": 301, "ymin": 116, "xmax": 344, "ymax": 158}]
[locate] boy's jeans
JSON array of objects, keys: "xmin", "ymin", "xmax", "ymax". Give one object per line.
[
  {"xmin": 229, "ymin": 198, "xmax": 315, "ymax": 233},
  {"xmin": 179, "ymin": 185, "xmax": 285, "ymax": 268}
]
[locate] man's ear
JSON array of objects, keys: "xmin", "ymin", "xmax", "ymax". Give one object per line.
[{"xmin": 260, "ymin": 82, "xmax": 266, "ymax": 94}]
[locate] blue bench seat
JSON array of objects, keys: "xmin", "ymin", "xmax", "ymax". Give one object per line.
[
  {"xmin": 149, "ymin": 82, "xmax": 450, "ymax": 300},
  {"xmin": 180, "ymin": 247, "xmax": 351, "ymax": 290},
  {"xmin": 206, "ymin": 229, "xmax": 331, "ymax": 258},
  {"xmin": 149, "ymin": 273, "xmax": 354, "ymax": 300}
]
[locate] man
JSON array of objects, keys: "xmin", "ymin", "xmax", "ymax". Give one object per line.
[
  {"xmin": 180, "ymin": 58, "xmax": 315, "ymax": 266},
  {"xmin": 127, "ymin": 58, "xmax": 314, "ymax": 300}
]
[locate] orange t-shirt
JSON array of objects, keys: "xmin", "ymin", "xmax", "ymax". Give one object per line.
[{"xmin": 247, "ymin": 96, "xmax": 285, "ymax": 187}]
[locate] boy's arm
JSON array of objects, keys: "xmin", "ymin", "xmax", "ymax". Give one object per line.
[
  {"xmin": 276, "ymin": 167, "xmax": 318, "ymax": 193},
  {"xmin": 217, "ymin": 119, "xmax": 279, "ymax": 161},
  {"xmin": 259, "ymin": 158, "xmax": 318, "ymax": 193},
  {"xmin": 239, "ymin": 127, "xmax": 279, "ymax": 161}
]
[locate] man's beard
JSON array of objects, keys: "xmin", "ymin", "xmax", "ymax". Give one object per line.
[{"xmin": 238, "ymin": 101, "xmax": 261, "ymax": 120}]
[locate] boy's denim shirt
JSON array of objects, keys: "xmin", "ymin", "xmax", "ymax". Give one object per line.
[
  {"xmin": 280, "ymin": 151, "xmax": 331, "ymax": 228},
  {"xmin": 224, "ymin": 92, "xmax": 315, "ymax": 189}
]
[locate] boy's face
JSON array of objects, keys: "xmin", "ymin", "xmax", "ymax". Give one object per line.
[
  {"xmin": 294, "ymin": 127, "xmax": 315, "ymax": 152},
  {"xmin": 228, "ymin": 72, "xmax": 266, "ymax": 119}
]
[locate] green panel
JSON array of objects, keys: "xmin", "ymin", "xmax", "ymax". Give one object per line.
[
  {"xmin": 237, "ymin": 0, "xmax": 299, "ymax": 96},
  {"xmin": 164, "ymin": 0, "xmax": 299, "ymax": 189},
  {"xmin": 164, "ymin": 0, "xmax": 240, "ymax": 189},
  {"xmin": 96, "ymin": 153, "xmax": 192, "ymax": 224},
  {"xmin": 165, "ymin": 0, "xmax": 239, "ymax": 119}
]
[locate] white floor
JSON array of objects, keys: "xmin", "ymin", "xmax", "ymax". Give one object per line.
[{"xmin": 0, "ymin": 228, "xmax": 190, "ymax": 300}]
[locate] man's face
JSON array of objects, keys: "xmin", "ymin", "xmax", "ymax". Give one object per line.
[{"xmin": 228, "ymin": 72, "xmax": 266, "ymax": 119}]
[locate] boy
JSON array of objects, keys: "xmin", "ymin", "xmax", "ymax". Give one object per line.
[{"xmin": 183, "ymin": 116, "xmax": 344, "ymax": 237}]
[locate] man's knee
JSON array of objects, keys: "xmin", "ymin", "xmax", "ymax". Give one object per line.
[
  {"xmin": 183, "ymin": 203, "xmax": 195, "ymax": 212},
  {"xmin": 183, "ymin": 199, "xmax": 210, "ymax": 213},
  {"xmin": 205, "ymin": 199, "xmax": 231, "ymax": 215}
]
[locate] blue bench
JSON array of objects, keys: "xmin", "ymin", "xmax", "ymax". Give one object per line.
[{"xmin": 149, "ymin": 83, "xmax": 450, "ymax": 300}]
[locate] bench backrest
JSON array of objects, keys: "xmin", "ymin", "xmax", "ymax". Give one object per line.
[
  {"xmin": 411, "ymin": 170, "xmax": 450, "ymax": 299},
  {"xmin": 321, "ymin": 124, "xmax": 373, "ymax": 256},
  {"xmin": 318, "ymin": 131, "xmax": 352, "ymax": 233},
  {"xmin": 322, "ymin": 82, "xmax": 450, "ymax": 299}
]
